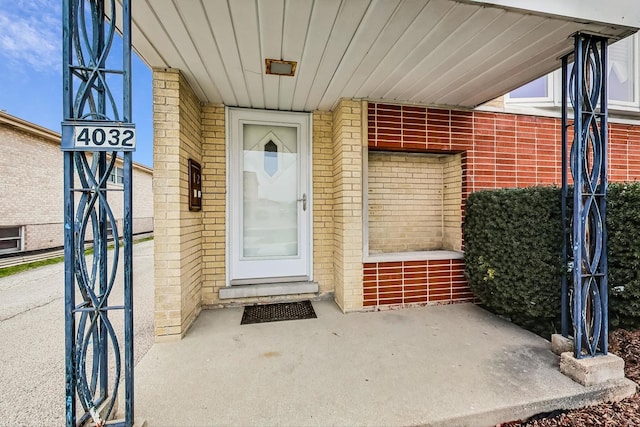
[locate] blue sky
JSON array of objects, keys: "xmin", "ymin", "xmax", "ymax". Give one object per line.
[{"xmin": 0, "ymin": 0, "xmax": 153, "ymax": 167}]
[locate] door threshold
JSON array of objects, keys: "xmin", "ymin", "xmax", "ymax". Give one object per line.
[{"xmin": 219, "ymin": 281, "xmax": 319, "ymax": 300}]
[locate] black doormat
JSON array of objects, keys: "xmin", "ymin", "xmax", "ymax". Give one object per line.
[{"xmin": 241, "ymin": 301, "xmax": 317, "ymax": 325}]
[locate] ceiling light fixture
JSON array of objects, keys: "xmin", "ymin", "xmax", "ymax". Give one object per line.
[{"xmin": 265, "ymin": 59, "xmax": 297, "ymax": 77}]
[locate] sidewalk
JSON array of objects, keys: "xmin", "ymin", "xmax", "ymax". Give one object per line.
[{"xmin": 129, "ymin": 301, "xmax": 635, "ymax": 426}]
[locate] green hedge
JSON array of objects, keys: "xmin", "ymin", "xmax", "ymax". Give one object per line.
[
  {"xmin": 464, "ymin": 187, "xmax": 564, "ymax": 336},
  {"xmin": 464, "ymin": 183, "xmax": 640, "ymax": 337},
  {"xmin": 607, "ymin": 183, "xmax": 640, "ymax": 328}
]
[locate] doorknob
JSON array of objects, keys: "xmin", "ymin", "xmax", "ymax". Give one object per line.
[{"xmin": 298, "ymin": 193, "xmax": 307, "ymax": 211}]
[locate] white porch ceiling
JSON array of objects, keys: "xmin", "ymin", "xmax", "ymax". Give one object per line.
[{"xmin": 126, "ymin": 0, "xmax": 638, "ymax": 111}]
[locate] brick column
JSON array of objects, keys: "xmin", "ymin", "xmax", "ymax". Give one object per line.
[
  {"xmin": 200, "ymin": 105, "xmax": 226, "ymax": 305},
  {"xmin": 312, "ymin": 111, "xmax": 335, "ymax": 294},
  {"xmin": 332, "ymin": 99, "xmax": 363, "ymax": 311},
  {"xmin": 153, "ymin": 68, "xmax": 203, "ymax": 341}
]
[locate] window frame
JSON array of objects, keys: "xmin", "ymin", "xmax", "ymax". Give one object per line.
[
  {"xmin": 504, "ymin": 73, "xmax": 556, "ymax": 107},
  {"xmin": 108, "ymin": 166, "xmax": 124, "ymax": 185},
  {"xmin": 0, "ymin": 226, "xmax": 24, "ymax": 254}
]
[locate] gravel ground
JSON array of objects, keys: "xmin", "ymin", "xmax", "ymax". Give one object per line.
[
  {"xmin": 0, "ymin": 240, "xmax": 155, "ymax": 426},
  {"xmin": 501, "ymin": 329, "xmax": 640, "ymax": 427}
]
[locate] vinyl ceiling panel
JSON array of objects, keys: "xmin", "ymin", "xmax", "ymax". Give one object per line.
[{"xmin": 126, "ymin": 0, "xmax": 638, "ymax": 111}]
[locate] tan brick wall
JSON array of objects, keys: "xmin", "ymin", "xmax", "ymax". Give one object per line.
[
  {"xmin": 0, "ymin": 121, "xmax": 153, "ymax": 253},
  {"xmin": 153, "ymin": 68, "xmax": 203, "ymax": 340},
  {"xmin": 0, "ymin": 125, "xmax": 64, "ymax": 251},
  {"xmin": 23, "ymin": 224, "xmax": 60, "ymax": 251},
  {"xmin": 133, "ymin": 166, "xmax": 154, "ymax": 232},
  {"xmin": 103, "ymin": 164, "xmax": 154, "ymax": 238},
  {"xmin": 200, "ymin": 105, "xmax": 226, "ymax": 305},
  {"xmin": 312, "ymin": 111, "xmax": 335, "ymax": 293},
  {"xmin": 368, "ymin": 152, "xmax": 444, "ymax": 253},
  {"xmin": 443, "ymin": 153, "xmax": 462, "ymax": 251},
  {"xmin": 332, "ymin": 99, "xmax": 363, "ymax": 311},
  {"xmin": 481, "ymin": 95, "xmax": 506, "ymax": 110}
]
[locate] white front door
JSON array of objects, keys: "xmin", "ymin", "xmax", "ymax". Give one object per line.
[{"xmin": 228, "ymin": 108, "xmax": 312, "ymax": 284}]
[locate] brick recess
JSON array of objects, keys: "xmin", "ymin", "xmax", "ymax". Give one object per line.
[{"xmin": 364, "ymin": 102, "xmax": 640, "ymax": 308}]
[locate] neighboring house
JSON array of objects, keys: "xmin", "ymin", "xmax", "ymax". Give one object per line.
[
  {"xmin": 0, "ymin": 111, "xmax": 153, "ymax": 256},
  {"xmin": 120, "ymin": 0, "xmax": 640, "ymax": 341}
]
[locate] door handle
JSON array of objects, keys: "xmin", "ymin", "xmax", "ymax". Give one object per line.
[{"xmin": 298, "ymin": 193, "xmax": 307, "ymax": 211}]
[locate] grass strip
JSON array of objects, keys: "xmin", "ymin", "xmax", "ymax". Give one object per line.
[{"xmin": 0, "ymin": 236, "xmax": 154, "ymax": 279}]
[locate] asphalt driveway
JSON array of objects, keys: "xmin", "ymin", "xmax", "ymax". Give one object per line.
[{"xmin": 0, "ymin": 240, "xmax": 155, "ymax": 426}]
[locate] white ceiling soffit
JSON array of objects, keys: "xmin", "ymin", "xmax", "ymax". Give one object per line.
[{"xmin": 126, "ymin": 0, "xmax": 639, "ymax": 111}]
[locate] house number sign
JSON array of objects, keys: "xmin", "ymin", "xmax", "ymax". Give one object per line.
[{"xmin": 61, "ymin": 122, "xmax": 136, "ymax": 151}]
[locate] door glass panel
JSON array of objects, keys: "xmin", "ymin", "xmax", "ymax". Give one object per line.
[{"xmin": 243, "ymin": 124, "xmax": 298, "ymax": 258}]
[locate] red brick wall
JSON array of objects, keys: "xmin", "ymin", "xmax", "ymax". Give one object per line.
[
  {"xmin": 363, "ymin": 102, "xmax": 640, "ymax": 309},
  {"xmin": 363, "ymin": 259, "xmax": 470, "ymax": 307}
]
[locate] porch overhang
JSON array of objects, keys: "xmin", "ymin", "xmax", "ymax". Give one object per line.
[
  {"xmin": 125, "ymin": 0, "xmax": 638, "ymax": 110},
  {"xmin": 125, "ymin": 0, "xmax": 640, "ymax": 111}
]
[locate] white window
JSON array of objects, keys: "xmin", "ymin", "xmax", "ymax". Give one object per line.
[
  {"xmin": 608, "ymin": 35, "xmax": 637, "ymax": 107},
  {"xmin": 505, "ymin": 34, "xmax": 639, "ymax": 112},
  {"xmin": 505, "ymin": 74, "xmax": 555, "ymax": 105},
  {"xmin": 0, "ymin": 226, "xmax": 24, "ymax": 254},
  {"xmin": 109, "ymin": 166, "xmax": 124, "ymax": 185}
]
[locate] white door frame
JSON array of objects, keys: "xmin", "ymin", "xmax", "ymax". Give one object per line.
[{"xmin": 225, "ymin": 107, "xmax": 313, "ymax": 285}]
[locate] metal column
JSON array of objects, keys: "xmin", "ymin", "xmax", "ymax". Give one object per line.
[
  {"xmin": 62, "ymin": 1, "xmax": 135, "ymax": 425},
  {"xmin": 562, "ymin": 33, "xmax": 609, "ymax": 358}
]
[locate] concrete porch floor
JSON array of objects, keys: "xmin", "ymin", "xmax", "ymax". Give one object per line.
[{"xmin": 129, "ymin": 301, "xmax": 635, "ymax": 426}]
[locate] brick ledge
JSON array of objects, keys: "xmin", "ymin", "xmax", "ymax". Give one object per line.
[{"xmin": 364, "ymin": 250, "xmax": 463, "ymax": 263}]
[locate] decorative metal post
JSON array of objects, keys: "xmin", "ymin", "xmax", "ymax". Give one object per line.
[
  {"xmin": 561, "ymin": 33, "xmax": 609, "ymax": 358},
  {"xmin": 62, "ymin": 0, "xmax": 135, "ymax": 425},
  {"xmin": 561, "ymin": 55, "xmax": 569, "ymax": 339}
]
